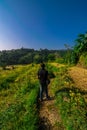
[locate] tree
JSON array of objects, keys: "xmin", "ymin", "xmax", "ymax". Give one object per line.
[
  {"xmin": 75, "ymin": 33, "xmax": 87, "ymax": 54},
  {"xmin": 33, "ymin": 54, "xmax": 41, "ymax": 63},
  {"xmin": 48, "ymin": 53, "xmax": 55, "ymax": 61},
  {"xmin": 72, "ymin": 32, "xmax": 87, "ymax": 64},
  {"xmin": 19, "ymin": 53, "xmax": 33, "ymax": 64}
]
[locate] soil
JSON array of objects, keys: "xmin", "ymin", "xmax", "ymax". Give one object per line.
[
  {"xmin": 38, "ymin": 83, "xmax": 64, "ymax": 130},
  {"xmin": 38, "ymin": 64, "xmax": 87, "ymax": 130}
]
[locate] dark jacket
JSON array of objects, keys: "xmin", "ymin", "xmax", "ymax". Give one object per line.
[{"xmin": 38, "ymin": 68, "xmax": 48, "ymax": 84}]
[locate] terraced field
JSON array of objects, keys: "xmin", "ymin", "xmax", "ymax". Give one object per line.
[
  {"xmin": 0, "ymin": 63, "xmax": 87, "ymax": 130},
  {"xmin": 0, "ymin": 64, "xmax": 40, "ymax": 130}
]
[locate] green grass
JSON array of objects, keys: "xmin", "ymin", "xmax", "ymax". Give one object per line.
[
  {"xmin": 51, "ymin": 65, "xmax": 87, "ymax": 130},
  {"xmin": 0, "ymin": 63, "xmax": 87, "ymax": 130},
  {"xmin": 0, "ymin": 64, "xmax": 39, "ymax": 130}
]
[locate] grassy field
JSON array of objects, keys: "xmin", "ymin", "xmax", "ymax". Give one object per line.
[
  {"xmin": 51, "ymin": 65, "xmax": 87, "ymax": 130},
  {"xmin": 0, "ymin": 64, "xmax": 40, "ymax": 130},
  {"xmin": 0, "ymin": 63, "xmax": 87, "ymax": 130}
]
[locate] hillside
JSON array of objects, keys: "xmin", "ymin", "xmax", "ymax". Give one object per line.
[
  {"xmin": 0, "ymin": 48, "xmax": 67, "ymax": 66},
  {"xmin": 69, "ymin": 66, "xmax": 87, "ymax": 104},
  {"xmin": 69, "ymin": 66, "xmax": 87, "ymax": 91},
  {"xmin": 0, "ymin": 63, "xmax": 87, "ymax": 130}
]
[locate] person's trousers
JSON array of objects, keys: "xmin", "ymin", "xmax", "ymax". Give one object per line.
[{"xmin": 40, "ymin": 82, "xmax": 48, "ymax": 100}]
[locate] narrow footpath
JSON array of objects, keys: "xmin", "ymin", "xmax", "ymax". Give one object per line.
[
  {"xmin": 38, "ymin": 64, "xmax": 87, "ymax": 129},
  {"xmin": 38, "ymin": 81, "xmax": 64, "ymax": 130}
]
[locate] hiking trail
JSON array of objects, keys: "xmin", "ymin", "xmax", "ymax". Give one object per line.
[
  {"xmin": 38, "ymin": 80, "xmax": 64, "ymax": 130},
  {"xmin": 38, "ymin": 64, "xmax": 87, "ymax": 129}
]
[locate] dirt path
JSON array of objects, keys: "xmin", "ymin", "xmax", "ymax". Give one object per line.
[
  {"xmin": 38, "ymin": 64, "xmax": 87, "ymax": 129},
  {"xmin": 38, "ymin": 82, "xmax": 64, "ymax": 130}
]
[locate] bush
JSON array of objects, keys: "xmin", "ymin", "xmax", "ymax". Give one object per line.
[
  {"xmin": 79, "ymin": 52, "xmax": 87, "ymax": 68},
  {"xmin": 56, "ymin": 58, "xmax": 64, "ymax": 64}
]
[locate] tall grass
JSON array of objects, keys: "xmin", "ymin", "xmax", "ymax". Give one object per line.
[{"xmin": 0, "ymin": 64, "xmax": 39, "ymax": 130}]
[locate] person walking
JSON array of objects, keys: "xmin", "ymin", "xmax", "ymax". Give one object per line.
[{"xmin": 38, "ymin": 63, "xmax": 50, "ymax": 101}]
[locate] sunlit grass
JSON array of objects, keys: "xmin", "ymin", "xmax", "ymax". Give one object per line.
[
  {"xmin": 0, "ymin": 64, "xmax": 39, "ymax": 130},
  {"xmin": 0, "ymin": 63, "xmax": 87, "ymax": 130},
  {"xmin": 51, "ymin": 65, "xmax": 87, "ymax": 130}
]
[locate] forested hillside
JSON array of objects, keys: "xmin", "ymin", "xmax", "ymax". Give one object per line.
[
  {"xmin": 0, "ymin": 32, "xmax": 87, "ymax": 69},
  {"xmin": 0, "ymin": 48, "xmax": 68, "ymax": 66}
]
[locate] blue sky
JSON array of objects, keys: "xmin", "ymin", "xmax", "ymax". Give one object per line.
[{"xmin": 0, "ymin": 0, "xmax": 87, "ymax": 50}]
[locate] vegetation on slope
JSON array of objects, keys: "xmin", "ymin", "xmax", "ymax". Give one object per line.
[
  {"xmin": 51, "ymin": 64, "xmax": 87, "ymax": 130},
  {"xmin": 72, "ymin": 32, "xmax": 87, "ymax": 67},
  {"xmin": 0, "ymin": 31, "xmax": 87, "ymax": 130},
  {"xmin": 0, "ymin": 65, "xmax": 39, "ymax": 130},
  {"xmin": 0, "ymin": 48, "xmax": 68, "ymax": 67}
]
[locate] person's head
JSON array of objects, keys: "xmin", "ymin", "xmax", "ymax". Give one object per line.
[{"xmin": 40, "ymin": 63, "xmax": 45, "ymax": 69}]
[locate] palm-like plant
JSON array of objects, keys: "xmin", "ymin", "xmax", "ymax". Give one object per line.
[
  {"xmin": 74, "ymin": 32, "xmax": 87, "ymax": 56},
  {"xmin": 72, "ymin": 32, "xmax": 87, "ymax": 64}
]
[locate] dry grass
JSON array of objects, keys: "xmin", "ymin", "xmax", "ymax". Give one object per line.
[
  {"xmin": 69, "ymin": 66, "xmax": 87, "ymax": 103},
  {"xmin": 50, "ymin": 63, "xmax": 65, "ymax": 67},
  {"xmin": 69, "ymin": 66, "xmax": 87, "ymax": 91}
]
